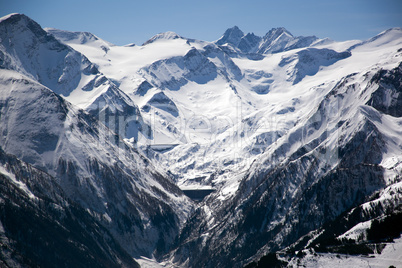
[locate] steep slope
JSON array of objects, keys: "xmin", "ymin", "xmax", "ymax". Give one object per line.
[
  {"xmin": 0, "ymin": 148, "xmax": 140, "ymax": 268},
  {"xmin": 257, "ymin": 27, "xmax": 319, "ymax": 54},
  {"xmin": 0, "ymin": 68, "xmax": 192, "ymax": 259},
  {"xmin": 49, "ymin": 21, "xmax": 401, "ymax": 199},
  {"xmin": 0, "ymin": 13, "xmax": 149, "ymax": 142},
  {"xmin": 238, "ymin": 33, "xmax": 262, "ymax": 54},
  {"xmin": 215, "ymin": 26, "xmax": 245, "ymax": 48},
  {"xmin": 278, "ymin": 48, "xmax": 351, "ymax": 84},
  {"xmin": 45, "ymin": 27, "xmax": 114, "ymax": 52},
  {"xmin": 1, "ymin": 12, "xmax": 401, "ymax": 268},
  {"xmin": 143, "ymin": 31, "xmax": 184, "ymax": 45},
  {"xmin": 215, "ymin": 26, "xmax": 322, "ymax": 54},
  {"xmin": 168, "ymin": 32, "xmax": 402, "ymax": 267},
  {"xmin": 0, "ymin": 13, "xmax": 102, "ymax": 100},
  {"xmin": 48, "ymin": 27, "xmax": 255, "ymax": 159}
]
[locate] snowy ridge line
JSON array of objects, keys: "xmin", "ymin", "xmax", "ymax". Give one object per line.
[{"xmin": 0, "ymin": 164, "xmax": 37, "ymax": 200}]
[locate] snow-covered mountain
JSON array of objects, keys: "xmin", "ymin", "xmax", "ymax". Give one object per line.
[
  {"xmin": 0, "ymin": 146, "xmax": 141, "ymax": 267},
  {"xmin": 215, "ymin": 26, "xmax": 328, "ymax": 54},
  {"xmin": 0, "ymin": 13, "xmax": 192, "ymax": 263},
  {"xmin": 169, "ymin": 60, "xmax": 402, "ymax": 267},
  {"xmin": 0, "ymin": 13, "xmax": 151, "ymax": 144},
  {"xmin": 1, "ymin": 13, "xmax": 401, "ymax": 268}
]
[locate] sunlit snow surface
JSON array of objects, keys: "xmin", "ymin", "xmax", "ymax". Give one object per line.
[
  {"xmin": 47, "ymin": 27, "xmax": 402, "ymax": 198},
  {"xmin": 2, "ymin": 14, "xmax": 402, "ymax": 266},
  {"xmin": 46, "ymin": 27, "xmax": 402, "ymax": 267},
  {"xmin": 287, "ymin": 237, "xmax": 402, "ymax": 268},
  {"xmin": 0, "ymin": 164, "xmax": 36, "ymax": 200}
]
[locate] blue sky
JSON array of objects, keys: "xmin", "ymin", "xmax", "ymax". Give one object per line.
[{"xmin": 1, "ymin": 0, "xmax": 401, "ymax": 46}]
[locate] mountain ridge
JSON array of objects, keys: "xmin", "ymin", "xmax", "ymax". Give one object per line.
[{"xmin": 215, "ymin": 25, "xmax": 323, "ymax": 54}]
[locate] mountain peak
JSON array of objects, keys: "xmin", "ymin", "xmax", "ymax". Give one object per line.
[
  {"xmin": 0, "ymin": 13, "xmax": 53, "ymax": 43},
  {"xmin": 45, "ymin": 28, "xmax": 114, "ymax": 46},
  {"xmin": 376, "ymin": 27, "xmax": 402, "ymax": 38},
  {"xmin": 0, "ymin": 13, "xmax": 40, "ymax": 30},
  {"xmin": 216, "ymin": 26, "xmax": 245, "ymax": 46},
  {"xmin": 143, "ymin": 31, "xmax": 182, "ymax": 45},
  {"xmin": 238, "ymin": 32, "xmax": 262, "ymax": 53},
  {"xmin": 0, "ymin": 13, "xmax": 43, "ymax": 30},
  {"xmin": 0, "ymin": 13, "xmax": 26, "ymax": 23},
  {"xmin": 227, "ymin": 25, "xmax": 243, "ymax": 33},
  {"xmin": 263, "ymin": 27, "xmax": 293, "ymax": 41},
  {"xmin": 348, "ymin": 27, "xmax": 402, "ymax": 51},
  {"xmin": 214, "ymin": 26, "xmax": 320, "ymax": 54},
  {"xmin": 0, "ymin": 13, "xmax": 66, "ymax": 57}
]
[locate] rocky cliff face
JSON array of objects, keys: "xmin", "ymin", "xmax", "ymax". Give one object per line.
[
  {"xmin": 0, "ymin": 148, "xmax": 140, "ymax": 268},
  {"xmin": 215, "ymin": 26, "xmax": 320, "ymax": 54}
]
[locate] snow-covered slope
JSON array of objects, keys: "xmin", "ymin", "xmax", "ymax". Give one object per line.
[
  {"xmin": 0, "ymin": 147, "xmax": 141, "ymax": 268},
  {"xmin": 0, "ymin": 14, "xmax": 102, "ymax": 102},
  {"xmin": 0, "ymin": 14, "xmax": 150, "ymax": 143},
  {"xmin": 215, "ymin": 26, "xmax": 325, "ymax": 54},
  {"xmin": 48, "ymin": 25, "xmax": 337, "ymax": 192},
  {"xmin": 288, "ymin": 238, "xmax": 402, "ymax": 268},
  {"xmin": 0, "ymin": 64, "xmax": 192, "ymax": 260},
  {"xmin": 167, "ymin": 30, "xmax": 402, "ymax": 267},
  {"xmin": 49, "ymin": 24, "xmax": 402, "ymax": 268}
]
